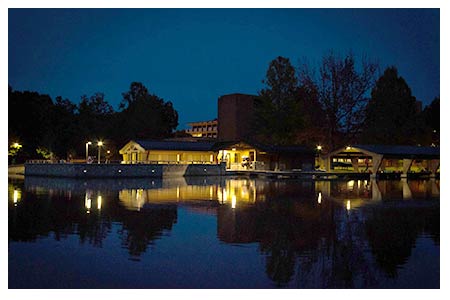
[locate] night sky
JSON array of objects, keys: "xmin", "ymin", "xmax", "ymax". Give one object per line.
[{"xmin": 8, "ymin": 8, "xmax": 439, "ymax": 129}]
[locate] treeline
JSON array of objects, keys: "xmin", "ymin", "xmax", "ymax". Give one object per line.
[
  {"xmin": 253, "ymin": 53, "xmax": 440, "ymax": 152},
  {"xmin": 8, "ymin": 82, "xmax": 179, "ymax": 163}
]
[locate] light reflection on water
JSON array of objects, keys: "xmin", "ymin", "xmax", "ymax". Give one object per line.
[{"xmin": 8, "ymin": 176, "xmax": 439, "ymax": 288}]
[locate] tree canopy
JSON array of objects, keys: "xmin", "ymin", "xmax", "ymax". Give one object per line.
[
  {"xmin": 362, "ymin": 67, "xmax": 421, "ymax": 145},
  {"xmin": 8, "ymin": 82, "xmax": 179, "ymax": 163}
]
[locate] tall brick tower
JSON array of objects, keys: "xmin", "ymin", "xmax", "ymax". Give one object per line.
[{"xmin": 217, "ymin": 93, "xmax": 256, "ymax": 141}]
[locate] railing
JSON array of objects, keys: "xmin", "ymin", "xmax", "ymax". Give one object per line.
[{"xmin": 121, "ymin": 160, "xmax": 219, "ymax": 165}]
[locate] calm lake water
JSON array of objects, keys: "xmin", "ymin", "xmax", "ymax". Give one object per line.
[{"xmin": 8, "ymin": 176, "xmax": 439, "ymax": 288}]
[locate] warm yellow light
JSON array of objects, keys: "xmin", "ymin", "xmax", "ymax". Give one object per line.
[
  {"xmin": 86, "ymin": 141, "xmax": 92, "ymax": 145},
  {"xmin": 232, "ymin": 148, "xmax": 236, "ymax": 151},
  {"xmin": 346, "ymin": 200, "xmax": 351, "ymax": 211},
  {"xmin": 106, "ymin": 150, "xmax": 111, "ymax": 154},
  {"xmin": 347, "ymin": 180, "xmax": 355, "ymax": 190},
  {"xmin": 97, "ymin": 141, "xmax": 103, "ymax": 146},
  {"xmin": 13, "ymin": 189, "xmax": 20, "ymax": 204},
  {"xmin": 346, "ymin": 146, "xmax": 351, "ymax": 150},
  {"xmin": 85, "ymin": 196, "xmax": 92, "ymax": 212},
  {"xmin": 317, "ymin": 145, "xmax": 322, "ymax": 151},
  {"xmin": 97, "ymin": 195, "xmax": 102, "ymax": 210},
  {"xmin": 317, "ymin": 192, "xmax": 322, "ymax": 204},
  {"xmin": 231, "ymin": 195, "xmax": 237, "ymax": 209},
  {"xmin": 13, "ymin": 143, "xmax": 20, "ymax": 148}
]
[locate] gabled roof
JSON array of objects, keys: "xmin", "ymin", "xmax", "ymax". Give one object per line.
[
  {"xmin": 333, "ymin": 144, "xmax": 440, "ymax": 159},
  {"xmin": 135, "ymin": 140, "xmax": 216, "ymax": 151},
  {"xmin": 353, "ymin": 145, "xmax": 439, "ymax": 157}
]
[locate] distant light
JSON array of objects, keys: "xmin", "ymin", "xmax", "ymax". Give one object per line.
[
  {"xmin": 13, "ymin": 189, "xmax": 20, "ymax": 204},
  {"xmin": 346, "ymin": 146, "xmax": 351, "ymax": 150},
  {"xmin": 97, "ymin": 141, "xmax": 103, "ymax": 146},
  {"xmin": 85, "ymin": 196, "xmax": 92, "ymax": 212},
  {"xmin": 118, "ymin": 169, "xmax": 122, "ymax": 173},
  {"xmin": 86, "ymin": 141, "xmax": 92, "ymax": 145},
  {"xmin": 346, "ymin": 200, "xmax": 351, "ymax": 211},
  {"xmin": 317, "ymin": 192, "xmax": 322, "ymax": 204},
  {"xmin": 204, "ymin": 168, "xmax": 207, "ymax": 172},
  {"xmin": 97, "ymin": 195, "xmax": 102, "ymax": 210},
  {"xmin": 232, "ymin": 148, "xmax": 236, "ymax": 151},
  {"xmin": 107, "ymin": 150, "xmax": 111, "ymax": 154},
  {"xmin": 231, "ymin": 195, "xmax": 237, "ymax": 209},
  {"xmin": 316, "ymin": 145, "xmax": 322, "ymax": 151},
  {"xmin": 83, "ymin": 169, "xmax": 87, "ymax": 173},
  {"xmin": 151, "ymin": 169, "xmax": 155, "ymax": 173}
]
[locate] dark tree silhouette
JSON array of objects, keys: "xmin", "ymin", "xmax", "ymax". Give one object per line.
[
  {"xmin": 362, "ymin": 67, "xmax": 421, "ymax": 145},
  {"xmin": 116, "ymin": 82, "xmax": 178, "ymax": 142},
  {"xmin": 299, "ymin": 52, "xmax": 378, "ymax": 150},
  {"xmin": 254, "ymin": 56, "xmax": 304, "ymax": 145}
]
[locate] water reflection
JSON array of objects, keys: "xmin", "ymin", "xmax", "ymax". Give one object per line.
[{"xmin": 9, "ymin": 177, "xmax": 439, "ymax": 288}]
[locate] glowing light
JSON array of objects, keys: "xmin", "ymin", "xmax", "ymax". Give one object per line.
[
  {"xmin": 346, "ymin": 200, "xmax": 351, "ymax": 211},
  {"xmin": 232, "ymin": 148, "xmax": 236, "ymax": 151},
  {"xmin": 97, "ymin": 195, "xmax": 102, "ymax": 210},
  {"xmin": 97, "ymin": 141, "xmax": 103, "ymax": 146},
  {"xmin": 346, "ymin": 146, "xmax": 352, "ymax": 150},
  {"xmin": 13, "ymin": 189, "xmax": 20, "ymax": 204},
  {"xmin": 85, "ymin": 195, "xmax": 92, "ymax": 213},
  {"xmin": 316, "ymin": 145, "xmax": 322, "ymax": 151},
  {"xmin": 231, "ymin": 195, "xmax": 236, "ymax": 209},
  {"xmin": 347, "ymin": 180, "xmax": 355, "ymax": 190},
  {"xmin": 222, "ymin": 188, "xmax": 228, "ymax": 202},
  {"xmin": 317, "ymin": 192, "xmax": 322, "ymax": 204}
]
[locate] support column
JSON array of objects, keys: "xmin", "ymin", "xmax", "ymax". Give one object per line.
[
  {"xmin": 402, "ymin": 159, "xmax": 413, "ymax": 178},
  {"xmin": 351, "ymin": 158, "xmax": 359, "ymax": 173},
  {"xmin": 430, "ymin": 178, "xmax": 440, "ymax": 197},
  {"xmin": 402, "ymin": 178, "xmax": 412, "ymax": 200},
  {"xmin": 370, "ymin": 155, "xmax": 383, "ymax": 180},
  {"xmin": 428, "ymin": 159, "xmax": 440, "ymax": 178},
  {"xmin": 323, "ymin": 156, "xmax": 332, "ymax": 172},
  {"xmin": 371, "ymin": 180, "xmax": 382, "ymax": 201}
]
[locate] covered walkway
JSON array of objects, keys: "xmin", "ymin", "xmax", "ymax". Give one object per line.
[{"xmin": 320, "ymin": 145, "xmax": 440, "ymax": 179}]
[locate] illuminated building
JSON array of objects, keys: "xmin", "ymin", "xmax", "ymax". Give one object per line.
[{"xmin": 185, "ymin": 119, "xmax": 218, "ymax": 138}]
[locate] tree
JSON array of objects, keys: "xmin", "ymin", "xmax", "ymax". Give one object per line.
[
  {"xmin": 362, "ymin": 67, "xmax": 421, "ymax": 145},
  {"xmin": 77, "ymin": 92, "xmax": 114, "ymax": 144},
  {"xmin": 299, "ymin": 52, "xmax": 378, "ymax": 150},
  {"xmin": 116, "ymin": 82, "xmax": 178, "ymax": 142},
  {"xmin": 52, "ymin": 96, "xmax": 78, "ymax": 158},
  {"xmin": 420, "ymin": 97, "xmax": 440, "ymax": 145},
  {"xmin": 254, "ymin": 56, "xmax": 303, "ymax": 145},
  {"xmin": 9, "ymin": 88, "xmax": 55, "ymax": 160}
]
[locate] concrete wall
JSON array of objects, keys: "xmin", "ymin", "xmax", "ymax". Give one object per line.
[{"xmin": 25, "ymin": 163, "xmax": 226, "ymax": 178}]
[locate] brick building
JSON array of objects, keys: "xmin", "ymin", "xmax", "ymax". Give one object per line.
[{"xmin": 218, "ymin": 93, "xmax": 257, "ymax": 141}]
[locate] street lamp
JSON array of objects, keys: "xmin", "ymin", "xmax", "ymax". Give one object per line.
[
  {"xmin": 85, "ymin": 141, "xmax": 92, "ymax": 162},
  {"xmin": 97, "ymin": 141, "xmax": 103, "ymax": 164}
]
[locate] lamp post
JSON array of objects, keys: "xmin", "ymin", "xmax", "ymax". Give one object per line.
[
  {"xmin": 85, "ymin": 141, "xmax": 92, "ymax": 162},
  {"xmin": 97, "ymin": 141, "xmax": 103, "ymax": 164},
  {"xmin": 316, "ymin": 145, "xmax": 322, "ymax": 169}
]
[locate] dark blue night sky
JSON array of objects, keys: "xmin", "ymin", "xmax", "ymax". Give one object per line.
[{"xmin": 8, "ymin": 9, "xmax": 439, "ymax": 129}]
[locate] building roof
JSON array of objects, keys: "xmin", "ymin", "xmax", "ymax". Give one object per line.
[
  {"xmin": 125, "ymin": 139, "xmax": 315, "ymax": 155},
  {"xmin": 352, "ymin": 144, "xmax": 440, "ymax": 158},
  {"xmin": 135, "ymin": 140, "xmax": 216, "ymax": 151},
  {"xmin": 212, "ymin": 141, "xmax": 315, "ymax": 155}
]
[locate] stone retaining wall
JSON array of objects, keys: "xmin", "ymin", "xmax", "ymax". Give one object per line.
[{"xmin": 24, "ymin": 163, "xmax": 226, "ymax": 178}]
